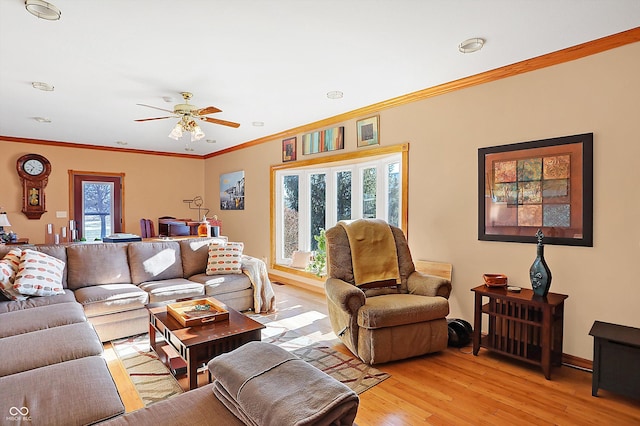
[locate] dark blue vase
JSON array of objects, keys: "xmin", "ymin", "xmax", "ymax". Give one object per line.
[{"xmin": 530, "ymin": 229, "xmax": 552, "ymax": 297}]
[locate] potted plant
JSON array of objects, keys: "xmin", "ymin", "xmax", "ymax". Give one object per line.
[{"xmin": 307, "ymin": 229, "xmax": 326, "ymax": 277}]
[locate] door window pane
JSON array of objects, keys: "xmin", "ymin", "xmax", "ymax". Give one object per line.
[
  {"xmin": 309, "ymin": 173, "xmax": 326, "ymax": 251},
  {"xmin": 82, "ymin": 182, "xmax": 114, "ymax": 241},
  {"xmin": 362, "ymin": 167, "xmax": 377, "ymax": 218},
  {"xmin": 336, "ymin": 170, "xmax": 352, "ymax": 221},
  {"xmin": 282, "ymin": 175, "xmax": 299, "ymax": 258}
]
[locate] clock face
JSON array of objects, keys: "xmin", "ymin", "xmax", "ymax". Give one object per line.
[{"xmin": 23, "ymin": 159, "xmax": 45, "ymax": 176}]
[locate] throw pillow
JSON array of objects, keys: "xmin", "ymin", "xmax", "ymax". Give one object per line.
[
  {"xmin": 290, "ymin": 251, "xmax": 312, "ymax": 269},
  {"xmin": 0, "ymin": 249, "xmax": 28, "ymax": 301},
  {"xmin": 206, "ymin": 242, "xmax": 244, "ymax": 275},
  {"xmin": 14, "ymin": 249, "xmax": 66, "ymax": 297}
]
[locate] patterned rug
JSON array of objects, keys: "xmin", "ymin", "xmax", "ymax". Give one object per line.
[
  {"xmin": 113, "ymin": 314, "xmax": 389, "ymax": 405},
  {"xmin": 111, "ymin": 334, "xmax": 184, "ymax": 406},
  {"xmin": 250, "ymin": 313, "xmax": 390, "ymax": 395}
]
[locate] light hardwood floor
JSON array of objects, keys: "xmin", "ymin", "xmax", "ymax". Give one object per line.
[{"xmin": 106, "ymin": 283, "xmax": 640, "ymax": 425}]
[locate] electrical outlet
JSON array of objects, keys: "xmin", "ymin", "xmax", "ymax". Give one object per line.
[{"xmin": 56, "ymin": 211, "xmax": 67, "ymax": 218}]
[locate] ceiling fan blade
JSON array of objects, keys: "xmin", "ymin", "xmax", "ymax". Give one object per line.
[
  {"xmin": 136, "ymin": 103, "xmax": 175, "ymax": 114},
  {"xmin": 195, "ymin": 106, "xmax": 222, "ymax": 115},
  {"xmin": 134, "ymin": 116, "xmax": 174, "ymax": 122},
  {"xmin": 200, "ymin": 116, "xmax": 241, "ymax": 128}
]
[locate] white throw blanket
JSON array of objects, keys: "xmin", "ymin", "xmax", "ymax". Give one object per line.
[{"xmin": 241, "ymin": 255, "xmax": 276, "ymax": 313}]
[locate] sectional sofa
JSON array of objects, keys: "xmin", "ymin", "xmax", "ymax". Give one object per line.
[{"xmin": 0, "ymin": 237, "xmax": 273, "ymax": 425}]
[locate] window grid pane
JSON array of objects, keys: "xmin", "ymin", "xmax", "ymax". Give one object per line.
[
  {"xmin": 282, "ymin": 175, "xmax": 299, "ymax": 258},
  {"xmin": 336, "ymin": 170, "xmax": 352, "ymax": 221},
  {"xmin": 362, "ymin": 167, "xmax": 377, "ymax": 219},
  {"xmin": 309, "ymin": 173, "xmax": 326, "ymax": 251}
]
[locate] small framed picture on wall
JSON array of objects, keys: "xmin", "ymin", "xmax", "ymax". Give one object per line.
[
  {"xmin": 282, "ymin": 137, "xmax": 297, "ymax": 162},
  {"xmin": 357, "ymin": 115, "xmax": 380, "ymax": 147}
]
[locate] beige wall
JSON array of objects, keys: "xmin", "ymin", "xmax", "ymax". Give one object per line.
[
  {"xmin": 0, "ymin": 142, "xmax": 205, "ymax": 242},
  {"xmin": 205, "ymin": 42, "xmax": 640, "ymax": 360}
]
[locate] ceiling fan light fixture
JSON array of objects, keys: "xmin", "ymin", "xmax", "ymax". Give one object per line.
[
  {"xmin": 191, "ymin": 124, "xmax": 205, "ymax": 141},
  {"xmin": 25, "ymin": 0, "xmax": 61, "ymax": 20},
  {"xmin": 168, "ymin": 123, "xmax": 183, "ymax": 140},
  {"xmin": 458, "ymin": 38, "xmax": 485, "ymax": 54}
]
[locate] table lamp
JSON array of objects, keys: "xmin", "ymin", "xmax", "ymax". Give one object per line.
[{"xmin": 0, "ymin": 211, "xmax": 11, "ymax": 243}]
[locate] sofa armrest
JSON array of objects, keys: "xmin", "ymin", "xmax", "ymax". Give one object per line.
[
  {"xmin": 324, "ymin": 278, "xmax": 365, "ymax": 315},
  {"xmin": 407, "ymin": 271, "xmax": 452, "ymax": 298}
]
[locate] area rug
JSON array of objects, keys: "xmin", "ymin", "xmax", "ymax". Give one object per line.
[
  {"xmin": 111, "ymin": 335, "xmax": 184, "ymax": 406},
  {"xmin": 113, "ymin": 315, "xmax": 389, "ymax": 405},
  {"xmin": 250, "ymin": 313, "xmax": 390, "ymax": 395}
]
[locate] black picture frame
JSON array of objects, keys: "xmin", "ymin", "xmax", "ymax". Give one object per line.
[{"xmin": 478, "ymin": 133, "xmax": 593, "ymax": 246}]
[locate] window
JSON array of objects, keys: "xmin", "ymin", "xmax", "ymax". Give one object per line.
[{"xmin": 272, "ymin": 144, "xmax": 408, "ymax": 268}]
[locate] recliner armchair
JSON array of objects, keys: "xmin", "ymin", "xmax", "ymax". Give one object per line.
[{"xmin": 324, "ymin": 219, "xmax": 451, "ymax": 364}]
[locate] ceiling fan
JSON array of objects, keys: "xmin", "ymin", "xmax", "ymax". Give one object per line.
[{"xmin": 135, "ymin": 92, "xmax": 240, "ymax": 141}]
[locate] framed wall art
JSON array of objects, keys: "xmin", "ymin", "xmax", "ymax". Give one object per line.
[
  {"xmin": 282, "ymin": 137, "xmax": 297, "ymax": 162},
  {"xmin": 357, "ymin": 115, "xmax": 379, "ymax": 147},
  {"xmin": 478, "ymin": 133, "xmax": 593, "ymax": 246},
  {"xmin": 302, "ymin": 126, "xmax": 344, "ymax": 155},
  {"xmin": 220, "ymin": 170, "xmax": 245, "ymax": 210}
]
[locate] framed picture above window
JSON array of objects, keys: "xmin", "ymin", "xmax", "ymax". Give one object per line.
[
  {"xmin": 282, "ymin": 137, "xmax": 296, "ymax": 162},
  {"xmin": 357, "ymin": 115, "xmax": 380, "ymax": 147},
  {"xmin": 478, "ymin": 133, "xmax": 593, "ymax": 247},
  {"xmin": 302, "ymin": 126, "xmax": 344, "ymax": 155}
]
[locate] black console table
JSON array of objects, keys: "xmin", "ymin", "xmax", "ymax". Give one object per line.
[{"xmin": 589, "ymin": 321, "xmax": 640, "ymax": 399}]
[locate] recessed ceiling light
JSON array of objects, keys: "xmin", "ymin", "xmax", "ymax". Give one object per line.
[
  {"xmin": 34, "ymin": 117, "xmax": 51, "ymax": 123},
  {"xmin": 327, "ymin": 91, "xmax": 344, "ymax": 99},
  {"xmin": 32, "ymin": 81, "xmax": 54, "ymax": 91},
  {"xmin": 25, "ymin": 0, "xmax": 61, "ymax": 21},
  {"xmin": 252, "ymin": 121, "xmax": 264, "ymax": 127},
  {"xmin": 206, "ymin": 139, "xmax": 217, "ymax": 143},
  {"xmin": 458, "ymin": 38, "xmax": 485, "ymax": 54},
  {"xmin": 115, "ymin": 141, "xmax": 128, "ymax": 146}
]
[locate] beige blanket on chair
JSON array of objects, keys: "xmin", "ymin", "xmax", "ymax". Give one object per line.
[
  {"xmin": 339, "ymin": 219, "xmax": 400, "ymax": 286},
  {"xmin": 210, "ymin": 341, "xmax": 359, "ymax": 426}
]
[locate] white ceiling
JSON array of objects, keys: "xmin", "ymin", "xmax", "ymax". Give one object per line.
[{"xmin": 1, "ymin": 1, "xmax": 639, "ymax": 156}]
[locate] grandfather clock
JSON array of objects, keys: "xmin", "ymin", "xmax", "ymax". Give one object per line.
[{"xmin": 16, "ymin": 154, "xmax": 51, "ymax": 219}]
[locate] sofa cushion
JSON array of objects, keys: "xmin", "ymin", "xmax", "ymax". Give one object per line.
[
  {"xmin": 190, "ymin": 272, "xmax": 252, "ymax": 294},
  {"xmin": 98, "ymin": 383, "xmax": 242, "ymax": 426},
  {"xmin": 0, "ymin": 249, "xmax": 27, "ymax": 301},
  {"xmin": 0, "ymin": 356, "xmax": 125, "ymax": 425},
  {"xmin": 0, "ymin": 301, "xmax": 86, "ymax": 338},
  {"xmin": 35, "ymin": 244, "xmax": 69, "ymax": 288},
  {"xmin": 138, "ymin": 278, "xmax": 204, "ymax": 303},
  {"xmin": 74, "ymin": 284, "xmax": 149, "ymax": 317},
  {"xmin": 67, "ymin": 243, "xmax": 132, "ymax": 289},
  {"xmin": 206, "ymin": 242, "xmax": 244, "ymax": 275},
  {"xmin": 357, "ymin": 293, "xmax": 449, "ymax": 329},
  {"xmin": 14, "ymin": 249, "xmax": 65, "ymax": 296},
  {"xmin": 128, "ymin": 241, "xmax": 184, "ymax": 285},
  {"xmin": 0, "ymin": 322, "xmax": 103, "ymax": 377},
  {"xmin": 180, "ymin": 237, "xmax": 228, "ymax": 277},
  {"xmin": 0, "ymin": 290, "xmax": 76, "ymax": 314}
]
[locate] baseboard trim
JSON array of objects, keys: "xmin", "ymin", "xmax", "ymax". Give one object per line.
[
  {"xmin": 267, "ymin": 271, "xmax": 326, "ymax": 295},
  {"xmin": 562, "ymin": 353, "xmax": 592, "ymax": 372}
]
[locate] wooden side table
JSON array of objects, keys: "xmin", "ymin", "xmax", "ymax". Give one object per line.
[{"xmin": 471, "ymin": 285, "xmax": 568, "ymax": 379}]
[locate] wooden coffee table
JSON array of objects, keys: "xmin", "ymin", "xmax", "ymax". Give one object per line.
[{"xmin": 148, "ymin": 299, "xmax": 265, "ymax": 390}]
